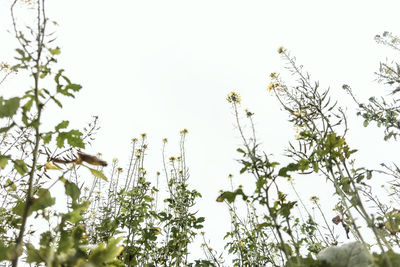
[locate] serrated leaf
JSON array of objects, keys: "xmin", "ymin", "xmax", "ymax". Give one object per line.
[
  {"xmin": 55, "ymin": 120, "xmax": 69, "ymax": 132},
  {"xmin": 88, "ymin": 237, "xmax": 124, "ymax": 265},
  {"xmin": 56, "ymin": 130, "xmax": 84, "ymax": 148},
  {"xmin": 0, "ymin": 97, "xmax": 20, "ymax": 118},
  {"xmin": 216, "ymin": 189, "xmax": 247, "ymax": 203}
]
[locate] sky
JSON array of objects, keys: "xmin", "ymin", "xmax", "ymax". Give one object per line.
[{"xmin": 1, "ymin": 0, "xmax": 400, "ymax": 262}]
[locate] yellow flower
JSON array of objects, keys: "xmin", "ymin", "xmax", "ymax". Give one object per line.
[
  {"xmin": 162, "ymin": 138, "xmax": 168, "ymax": 143},
  {"xmin": 266, "ymin": 82, "xmax": 274, "ymax": 92},
  {"xmin": 226, "ymin": 92, "xmax": 241, "ymax": 104}
]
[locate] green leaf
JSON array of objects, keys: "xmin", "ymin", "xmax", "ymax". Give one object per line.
[
  {"xmin": 55, "ymin": 120, "xmax": 69, "ymax": 132},
  {"xmin": 65, "ymin": 83, "xmax": 82, "ymax": 92},
  {"xmin": 64, "ymin": 180, "xmax": 80, "ymax": 202},
  {"xmin": 56, "ymin": 129, "xmax": 85, "ymax": 148},
  {"xmin": 278, "ymin": 163, "xmax": 299, "ymax": 177},
  {"xmin": 14, "ymin": 159, "xmax": 28, "ymax": 175},
  {"xmin": 236, "ymin": 148, "xmax": 246, "ymax": 154},
  {"xmin": 0, "ymin": 241, "xmax": 13, "ymax": 261},
  {"xmin": 88, "ymin": 237, "xmax": 124, "ymax": 265},
  {"xmin": 0, "ymin": 97, "xmax": 20, "ymax": 118},
  {"xmin": 30, "ymin": 189, "xmax": 55, "ymax": 214},
  {"xmin": 42, "ymin": 132, "xmax": 53, "ymax": 144},
  {"xmin": 88, "ymin": 167, "xmax": 108, "ymax": 181},
  {"xmin": 25, "ymin": 243, "xmax": 43, "ymax": 264},
  {"xmin": 0, "ymin": 122, "xmax": 15, "ymax": 133},
  {"xmin": 317, "ymin": 242, "xmax": 372, "ymax": 267},
  {"xmin": 216, "ymin": 189, "xmax": 247, "ymax": 203},
  {"xmin": 363, "ymin": 120, "xmax": 369, "ymax": 127},
  {"xmin": 0, "ymin": 155, "xmax": 10, "ymax": 168},
  {"xmin": 49, "ymin": 47, "xmax": 61, "ymax": 55}
]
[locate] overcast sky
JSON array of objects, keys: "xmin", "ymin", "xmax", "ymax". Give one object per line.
[{"xmin": 1, "ymin": 0, "xmax": 400, "ymax": 262}]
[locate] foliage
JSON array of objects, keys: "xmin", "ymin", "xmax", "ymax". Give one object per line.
[{"xmin": 1, "ymin": 1, "xmax": 400, "ymax": 267}]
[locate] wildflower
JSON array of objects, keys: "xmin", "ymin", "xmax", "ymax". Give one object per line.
[
  {"xmin": 131, "ymin": 138, "xmax": 138, "ymax": 142},
  {"xmin": 135, "ymin": 149, "xmax": 142, "ymax": 157},
  {"xmin": 0, "ymin": 62, "xmax": 11, "ymax": 72},
  {"xmin": 266, "ymin": 82, "xmax": 274, "ymax": 92},
  {"xmin": 117, "ymin": 167, "xmax": 123, "ymax": 173},
  {"xmin": 269, "ymin": 72, "xmax": 278, "ymax": 78},
  {"xmin": 310, "ymin": 196, "xmax": 320, "ymax": 203},
  {"xmin": 112, "ymin": 158, "xmax": 118, "ymax": 163},
  {"xmin": 244, "ymin": 108, "xmax": 254, "ymax": 117},
  {"xmin": 277, "ymin": 46, "xmax": 286, "ymax": 54},
  {"xmin": 180, "ymin": 128, "xmax": 189, "ymax": 135},
  {"xmin": 169, "ymin": 156, "xmax": 176, "ymax": 162},
  {"xmin": 141, "ymin": 133, "xmax": 147, "ymax": 139},
  {"xmin": 293, "ymin": 109, "xmax": 303, "ymax": 116},
  {"xmin": 162, "ymin": 138, "xmax": 168, "ymax": 143},
  {"xmin": 139, "ymin": 167, "xmax": 147, "ymax": 174},
  {"xmin": 226, "ymin": 91, "xmax": 241, "ymax": 104},
  {"xmin": 156, "ymin": 171, "xmax": 160, "ymax": 176},
  {"xmin": 228, "ymin": 174, "xmax": 234, "ymax": 179}
]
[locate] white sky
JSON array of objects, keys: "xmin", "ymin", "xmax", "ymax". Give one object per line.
[{"xmin": 1, "ymin": 0, "xmax": 400, "ymax": 262}]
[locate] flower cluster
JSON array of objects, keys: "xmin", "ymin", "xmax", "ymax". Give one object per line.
[{"xmin": 226, "ymin": 91, "xmax": 241, "ymax": 104}]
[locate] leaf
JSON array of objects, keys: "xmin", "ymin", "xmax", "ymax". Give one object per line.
[
  {"xmin": 317, "ymin": 242, "xmax": 372, "ymax": 267},
  {"xmin": 55, "ymin": 120, "xmax": 69, "ymax": 131},
  {"xmin": 0, "ymin": 241, "xmax": 13, "ymax": 261},
  {"xmin": 278, "ymin": 163, "xmax": 299, "ymax": 177},
  {"xmin": 49, "ymin": 47, "xmax": 61, "ymax": 55},
  {"xmin": 64, "ymin": 180, "xmax": 80, "ymax": 202},
  {"xmin": 25, "ymin": 243, "xmax": 43, "ymax": 264},
  {"xmin": 42, "ymin": 132, "xmax": 53, "ymax": 144},
  {"xmin": 44, "ymin": 162, "xmax": 61, "ymax": 170},
  {"xmin": 88, "ymin": 167, "xmax": 108, "ymax": 181},
  {"xmin": 30, "ymin": 189, "xmax": 56, "ymax": 215},
  {"xmin": 0, "ymin": 155, "xmax": 10, "ymax": 168},
  {"xmin": 88, "ymin": 237, "xmax": 124, "ymax": 265},
  {"xmin": 0, "ymin": 122, "xmax": 15, "ymax": 133},
  {"xmin": 236, "ymin": 148, "xmax": 246, "ymax": 154},
  {"xmin": 14, "ymin": 160, "xmax": 28, "ymax": 175},
  {"xmin": 0, "ymin": 97, "xmax": 20, "ymax": 118},
  {"xmin": 56, "ymin": 130, "xmax": 85, "ymax": 148},
  {"xmin": 216, "ymin": 189, "xmax": 247, "ymax": 203}
]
